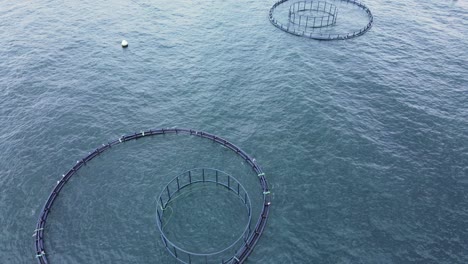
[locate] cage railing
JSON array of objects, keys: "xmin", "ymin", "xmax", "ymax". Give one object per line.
[{"xmin": 156, "ymin": 168, "xmax": 253, "ymax": 263}]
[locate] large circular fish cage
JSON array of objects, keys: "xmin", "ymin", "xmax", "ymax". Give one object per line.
[
  {"xmin": 269, "ymin": 0, "xmax": 373, "ymax": 40},
  {"xmin": 33, "ymin": 128, "xmax": 271, "ymax": 264},
  {"xmin": 156, "ymin": 168, "xmax": 253, "ymax": 263}
]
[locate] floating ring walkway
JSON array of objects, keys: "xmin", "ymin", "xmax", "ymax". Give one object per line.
[{"xmin": 34, "ymin": 128, "xmax": 271, "ymax": 264}]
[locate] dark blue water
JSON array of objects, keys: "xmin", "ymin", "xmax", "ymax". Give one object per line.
[{"xmin": 1, "ymin": 0, "xmax": 467, "ymax": 263}]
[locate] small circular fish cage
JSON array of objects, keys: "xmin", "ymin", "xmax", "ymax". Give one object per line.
[
  {"xmin": 156, "ymin": 168, "xmax": 252, "ymax": 263},
  {"xmin": 269, "ymin": 0, "xmax": 373, "ymax": 40}
]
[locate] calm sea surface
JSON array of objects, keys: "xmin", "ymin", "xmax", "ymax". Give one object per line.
[{"xmin": 1, "ymin": 0, "xmax": 467, "ymax": 263}]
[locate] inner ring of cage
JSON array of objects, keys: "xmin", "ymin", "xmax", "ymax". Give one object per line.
[
  {"xmin": 288, "ymin": 1, "xmax": 338, "ymax": 28},
  {"xmin": 156, "ymin": 168, "xmax": 252, "ymax": 259}
]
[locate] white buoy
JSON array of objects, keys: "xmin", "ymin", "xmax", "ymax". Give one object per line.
[{"xmin": 121, "ymin": 40, "xmax": 128, "ymax": 48}]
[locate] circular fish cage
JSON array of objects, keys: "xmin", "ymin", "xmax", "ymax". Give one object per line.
[
  {"xmin": 33, "ymin": 128, "xmax": 271, "ymax": 264},
  {"xmin": 156, "ymin": 168, "xmax": 252, "ymax": 263},
  {"xmin": 269, "ymin": 0, "xmax": 373, "ymax": 40}
]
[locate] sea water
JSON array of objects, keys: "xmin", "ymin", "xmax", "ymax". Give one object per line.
[{"xmin": 0, "ymin": 0, "xmax": 467, "ymax": 263}]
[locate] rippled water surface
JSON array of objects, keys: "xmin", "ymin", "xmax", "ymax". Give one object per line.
[{"xmin": 1, "ymin": 0, "xmax": 467, "ymax": 263}]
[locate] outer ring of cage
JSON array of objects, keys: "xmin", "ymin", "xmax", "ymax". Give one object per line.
[
  {"xmin": 34, "ymin": 128, "xmax": 271, "ymax": 264},
  {"xmin": 269, "ymin": 0, "xmax": 374, "ymax": 40},
  {"xmin": 156, "ymin": 168, "xmax": 253, "ymax": 263}
]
